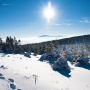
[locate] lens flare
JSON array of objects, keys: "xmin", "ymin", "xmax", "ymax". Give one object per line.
[{"xmin": 48, "ymin": 2, "xmax": 51, "ymax": 8}]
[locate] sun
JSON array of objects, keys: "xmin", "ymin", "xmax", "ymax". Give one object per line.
[
  {"xmin": 44, "ymin": 8, "xmax": 55, "ymax": 19},
  {"xmin": 43, "ymin": 2, "xmax": 55, "ymax": 22}
]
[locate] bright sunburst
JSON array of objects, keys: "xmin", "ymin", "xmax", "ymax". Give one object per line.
[{"xmin": 43, "ymin": 2, "xmax": 55, "ymax": 22}]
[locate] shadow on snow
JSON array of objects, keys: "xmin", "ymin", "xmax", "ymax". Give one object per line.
[
  {"xmin": 40, "ymin": 58, "xmax": 71, "ymax": 78},
  {"xmin": 77, "ymin": 64, "xmax": 90, "ymax": 70}
]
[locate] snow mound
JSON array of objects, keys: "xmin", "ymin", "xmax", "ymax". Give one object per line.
[{"xmin": 52, "ymin": 57, "xmax": 69, "ymax": 70}]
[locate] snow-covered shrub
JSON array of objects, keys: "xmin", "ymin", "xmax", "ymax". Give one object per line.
[
  {"xmin": 34, "ymin": 52, "xmax": 37, "ymax": 56},
  {"xmin": 40, "ymin": 50, "xmax": 60, "ymax": 61},
  {"xmin": 50, "ymin": 48, "xmax": 61, "ymax": 59},
  {"xmin": 39, "ymin": 45, "xmax": 61, "ymax": 61},
  {"xmin": 69, "ymin": 44, "xmax": 79, "ymax": 60},
  {"xmin": 75, "ymin": 57, "xmax": 89, "ymax": 65},
  {"xmin": 4, "ymin": 45, "xmax": 13, "ymax": 53},
  {"xmin": 0, "ymin": 50, "xmax": 3, "ymax": 53},
  {"xmin": 39, "ymin": 53, "xmax": 48, "ymax": 61},
  {"xmin": 62, "ymin": 49, "xmax": 72, "ymax": 61},
  {"xmin": 70, "ymin": 44, "xmax": 89, "ymax": 64},
  {"xmin": 59, "ymin": 45, "xmax": 73, "ymax": 61},
  {"xmin": 24, "ymin": 52, "xmax": 31, "ymax": 58},
  {"xmin": 39, "ymin": 53, "xmax": 55, "ymax": 61},
  {"xmin": 78, "ymin": 44, "xmax": 89, "ymax": 58},
  {"xmin": 52, "ymin": 57, "xmax": 69, "ymax": 70},
  {"xmin": 62, "ymin": 44, "xmax": 89, "ymax": 63}
]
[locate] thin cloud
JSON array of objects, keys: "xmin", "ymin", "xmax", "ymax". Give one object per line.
[
  {"xmin": 54, "ymin": 24, "xmax": 61, "ymax": 25},
  {"xmin": 79, "ymin": 20, "xmax": 89, "ymax": 23},
  {"xmin": 66, "ymin": 24, "xmax": 71, "ymax": 25},
  {"xmin": 2, "ymin": 4, "xmax": 13, "ymax": 5}
]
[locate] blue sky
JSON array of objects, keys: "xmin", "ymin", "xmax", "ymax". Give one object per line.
[{"xmin": 0, "ymin": 0, "xmax": 90, "ymax": 43}]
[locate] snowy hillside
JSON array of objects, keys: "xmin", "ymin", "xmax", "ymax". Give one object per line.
[{"xmin": 0, "ymin": 53, "xmax": 90, "ymax": 90}]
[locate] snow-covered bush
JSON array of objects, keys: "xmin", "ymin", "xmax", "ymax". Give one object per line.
[
  {"xmin": 70, "ymin": 45, "xmax": 79, "ymax": 59},
  {"xmin": 0, "ymin": 50, "xmax": 3, "ymax": 53},
  {"xmin": 69, "ymin": 44, "xmax": 89, "ymax": 64},
  {"xmin": 62, "ymin": 50, "xmax": 72, "ymax": 61},
  {"xmin": 39, "ymin": 53, "xmax": 48, "ymax": 61},
  {"xmin": 39, "ymin": 44, "xmax": 61, "ymax": 61},
  {"xmin": 52, "ymin": 57, "xmax": 69, "ymax": 70},
  {"xmin": 78, "ymin": 44, "xmax": 89, "ymax": 58},
  {"xmin": 75, "ymin": 57, "xmax": 89, "ymax": 65},
  {"xmin": 39, "ymin": 53, "xmax": 55, "ymax": 61},
  {"xmin": 40, "ymin": 43, "xmax": 90, "ymax": 65},
  {"xmin": 3, "ymin": 45, "xmax": 14, "ymax": 54},
  {"xmin": 39, "ymin": 50, "xmax": 60, "ymax": 61},
  {"xmin": 59, "ymin": 45, "xmax": 73, "ymax": 61},
  {"xmin": 24, "ymin": 52, "xmax": 31, "ymax": 58}
]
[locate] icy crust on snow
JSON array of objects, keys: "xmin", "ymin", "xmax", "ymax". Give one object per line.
[{"xmin": 52, "ymin": 57, "xmax": 69, "ymax": 69}]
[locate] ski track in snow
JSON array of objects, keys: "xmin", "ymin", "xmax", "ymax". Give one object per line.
[{"xmin": 0, "ymin": 53, "xmax": 90, "ymax": 90}]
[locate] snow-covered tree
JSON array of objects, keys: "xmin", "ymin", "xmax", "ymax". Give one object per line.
[
  {"xmin": 18, "ymin": 39, "xmax": 21, "ymax": 45},
  {"xmin": 0, "ymin": 37, "xmax": 3, "ymax": 44}
]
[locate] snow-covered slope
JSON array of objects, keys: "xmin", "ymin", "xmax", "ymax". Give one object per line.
[{"xmin": 0, "ymin": 53, "xmax": 90, "ymax": 90}]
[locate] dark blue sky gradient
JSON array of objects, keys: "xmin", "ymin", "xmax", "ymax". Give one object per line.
[{"xmin": 0, "ymin": 0, "xmax": 90, "ymax": 39}]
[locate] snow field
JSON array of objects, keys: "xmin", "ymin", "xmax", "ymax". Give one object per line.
[{"xmin": 0, "ymin": 53, "xmax": 90, "ymax": 90}]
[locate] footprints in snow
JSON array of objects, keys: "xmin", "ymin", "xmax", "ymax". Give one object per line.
[
  {"xmin": 0, "ymin": 65, "xmax": 8, "ymax": 69},
  {"xmin": 0, "ymin": 77, "xmax": 5, "ymax": 79},
  {"xmin": 0, "ymin": 73, "xmax": 5, "ymax": 80},
  {"xmin": 0, "ymin": 73, "xmax": 21, "ymax": 90},
  {"xmin": 8, "ymin": 78, "xmax": 16, "ymax": 89},
  {"xmin": 8, "ymin": 78, "xmax": 18, "ymax": 90},
  {"xmin": 10, "ymin": 84, "xmax": 16, "ymax": 89},
  {"xmin": 0, "ymin": 73, "xmax": 3, "ymax": 76},
  {"xmin": 8, "ymin": 78, "xmax": 14, "ymax": 83}
]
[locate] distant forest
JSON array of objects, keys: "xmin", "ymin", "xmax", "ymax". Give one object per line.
[{"xmin": 0, "ymin": 34, "xmax": 90, "ymax": 55}]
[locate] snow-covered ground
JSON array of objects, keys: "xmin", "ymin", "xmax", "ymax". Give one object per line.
[{"xmin": 0, "ymin": 53, "xmax": 90, "ymax": 90}]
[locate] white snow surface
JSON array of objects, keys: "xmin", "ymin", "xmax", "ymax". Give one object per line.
[{"xmin": 0, "ymin": 53, "xmax": 90, "ymax": 90}]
